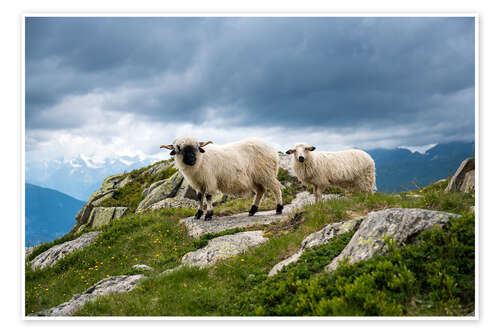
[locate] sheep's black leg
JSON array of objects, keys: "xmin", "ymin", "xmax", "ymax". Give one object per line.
[
  {"xmin": 249, "ymin": 205, "xmax": 258, "ymax": 216},
  {"xmin": 204, "ymin": 194, "xmax": 213, "ymax": 221},
  {"xmin": 276, "ymin": 204, "xmax": 284, "ymax": 215},
  {"xmin": 194, "ymin": 192, "xmax": 204, "ymax": 219}
]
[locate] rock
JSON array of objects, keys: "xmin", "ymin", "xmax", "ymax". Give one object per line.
[
  {"xmin": 181, "ymin": 231, "xmax": 268, "ymax": 267},
  {"xmin": 268, "ymin": 217, "xmax": 362, "ymax": 277},
  {"xmin": 181, "ymin": 191, "xmax": 340, "ymax": 239},
  {"xmin": 30, "ymin": 232, "xmax": 101, "ymax": 270},
  {"xmin": 136, "ymin": 172, "xmax": 184, "ymax": 213},
  {"xmin": 71, "ymin": 189, "xmax": 115, "ymax": 233},
  {"xmin": 132, "ymin": 264, "xmax": 153, "ymax": 271},
  {"xmin": 175, "ymin": 178, "xmax": 201, "ymax": 201},
  {"xmin": 141, "ymin": 161, "xmax": 172, "ymax": 177},
  {"xmin": 325, "ymin": 208, "xmax": 460, "ymax": 273},
  {"xmin": 278, "ymin": 154, "xmax": 296, "ymax": 177},
  {"xmin": 445, "ymin": 158, "xmax": 475, "ymax": 193},
  {"xmin": 25, "ymin": 246, "xmax": 37, "ymax": 259},
  {"xmin": 31, "ymin": 275, "xmax": 144, "ymax": 316},
  {"xmin": 150, "ymin": 197, "xmax": 198, "ymax": 210},
  {"xmin": 142, "ymin": 179, "xmax": 169, "ymax": 197},
  {"xmin": 91, "ymin": 191, "xmax": 115, "ymax": 206},
  {"xmin": 75, "ymin": 207, "xmax": 129, "ymax": 231}
]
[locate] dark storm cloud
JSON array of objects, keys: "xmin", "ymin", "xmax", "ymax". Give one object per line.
[{"xmin": 26, "ymin": 17, "xmax": 475, "ymax": 143}]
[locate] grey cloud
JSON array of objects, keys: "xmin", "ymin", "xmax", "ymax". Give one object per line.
[{"xmin": 25, "ymin": 16, "xmax": 475, "ymax": 146}]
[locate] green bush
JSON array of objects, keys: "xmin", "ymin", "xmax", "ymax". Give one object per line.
[{"xmin": 230, "ymin": 212, "xmax": 474, "ymax": 316}]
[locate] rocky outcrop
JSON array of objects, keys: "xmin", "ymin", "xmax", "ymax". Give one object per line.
[
  {"xmin": 445, "ymin": 158, "xmax": 475, "ymax": 193},
  {"xmin": 83, "ymin": 207, "xmax": 129, "ymax": 229},
  {"xmin": 325, "ymin": 208, "xmax": 460, "ymax": 273},
  {"xmin": 71, "ymin": 173, "xmax": 133, "ymax": 233},
  {"xmin": 268, "ymin": 217, "xmax": 362, "ymax": 277},
  {"xmin": 30, "ymin": 232, "xmax": 101, "ymax": 270},
  {"xmin": 181, "ymin": 191, "xmax": 340, "ymax": 238},
  {"xmin": 136, "ymin": 172, "xmax": 184, "ymax": 213},
  {"xmin": 140, "ymin": 161, "xmax": 171, "ymax": 177},
  {"xmin": 181, "ymin": 231, "xmax": 268, "ymax": 268},
  {"xmin": 31, "ymin": 275, "xmax": 144, "ymax": 316}
]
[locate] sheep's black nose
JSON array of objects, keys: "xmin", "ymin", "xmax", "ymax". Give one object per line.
[{"xmin": 298, "ymin": 156, "xmax": 305, "ymax": 163}]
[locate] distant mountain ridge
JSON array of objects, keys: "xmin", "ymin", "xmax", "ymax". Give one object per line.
[
  {"xmin": 25, "ymin": 183, "xmax": 85, "ymax": 246},
  {"xmin": 26, "ymin": 155, "xmax": 157, "ymax": 201},
  {"xmin": 368, "ymin": 141, "xmax": 475, "ymax": 192}
]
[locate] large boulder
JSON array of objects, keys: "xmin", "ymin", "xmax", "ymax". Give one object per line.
[
  {"xmin": 325, "ymin": 208, "xmax": 460, "ymax": 273},
  {"xmin": 445, "ymin": 158, "xmax": 475, "ymax": 193},
  {"xmin": 31, "ymin": 275, "xmax": 144, "ymax": 316},
  {"xmin": 181, "ymin": 231, "xmax": 268, "ymax": 267},
  {"xmin": 268, "ymin": 217, "xmax": 362, "ymax": 277},
  {"xmin": 82, "ymin": 207, "xmax": 129, "ymax": 230},
  {"xmin": 30, "ymin": 232, "xmax": 101, "ymax": 270},
  {"xmin": 135, "ymin": 172, "xmax": 184, "ymax": 213},
  {"xmin": 71, "ymin": 173, "xmax": 132, "ymax": 233}
]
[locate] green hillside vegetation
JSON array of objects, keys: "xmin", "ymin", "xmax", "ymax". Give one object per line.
[{"xmin": 25, "ymin": 167, "xmax": 475, "ymax": 316}]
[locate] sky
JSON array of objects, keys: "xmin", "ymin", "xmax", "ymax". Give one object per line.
[{"xmin": 25, "ymin": 16, "xmax": 475, "ymax": 163}]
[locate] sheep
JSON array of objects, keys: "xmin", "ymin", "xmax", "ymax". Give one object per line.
[
  {"xmin": 161, "ymin": 137, "xmax": 283, "ymax": 220},
  {"xmin": 286, "ymin": 143, "xmax": 375, "ymax": 202}
]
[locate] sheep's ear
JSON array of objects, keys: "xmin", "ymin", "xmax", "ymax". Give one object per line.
[
  {"xmin": 160, "ymin": 144, "xmax": 175, "ymax": 150},
  {"xmin": 306, "ymin": 146, "xmax": 316, "ymax": 151},
  {"xmin": 199, "ymin": 147, "xmax": 205, "ymax": 153},
  {"xmin": 170, "ymin": 150, "xmax": 176, "ymax": 156},
  {"xmin": 199, "ymin": 141, "xmax": 213, "ymax": 147},
  {"xmin": 286, "ymin": 149, "xmax": 295, "ymax": 155}
]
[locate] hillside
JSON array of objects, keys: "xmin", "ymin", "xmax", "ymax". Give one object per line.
[
  {"xmin": 25, "ymin": 183, "xmax": 85, "ymax": 246},
  {"xmin": 25, "ymin": 159, "xmax": 475, "ymax": 317}
]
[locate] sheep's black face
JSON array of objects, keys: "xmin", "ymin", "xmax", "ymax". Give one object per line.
[
  {"xmin": 181, "ymin": 145, "xmax": 197, "ymax": 166},
  {"xmin": 298, "ymin": 156, "xmax": 305, "ymax": 163}
]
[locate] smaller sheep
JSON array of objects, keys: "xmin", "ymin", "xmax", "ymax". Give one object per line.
[
  {"xmin": 161, "ymin": 137, "xmax": 283, "ymax": 220},
  {"xmin": 286, "ymin": 143, "xmax": 376, "ymax": 202}
]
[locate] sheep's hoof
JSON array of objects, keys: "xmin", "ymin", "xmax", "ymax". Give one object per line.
[
  {"xmin": 204, "ymin": 210, "xmax": 213, "ymax": 221},
  {"xmin": 194, "ymin": 209, "xmax": 203, "ymax": 219},
  {"xmin": 276, "ymin": 204, "xmax": 284, "ymax": 215},
  {"xmin": 249, "ymin": 205, "xmax": 258, "ymax": 216}
]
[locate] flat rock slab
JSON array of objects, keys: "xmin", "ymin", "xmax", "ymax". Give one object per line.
[
  {"xmin": 181, "ymin": 230, "xmax": 268, "ymax": 267},
  {"xmin": 181, "ymin": 191, "xmax": 340, "ymax": 238},
  {"xmin": 30, "ymin": 232, "xmax": 101, "ymax": 270},
  {"xmin": 268, "ymin": 217, "xmax": 362, "ymax": 277},
  {"xmin": 325, "ymin": 208, "xmax": 460, "ymax": 273},
  {"xmin": 31, "ymin": 275, "xmax": 144, "ymax": 316}
]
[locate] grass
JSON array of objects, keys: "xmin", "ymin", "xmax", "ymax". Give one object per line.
[{"xmin": 25, "ymin": 174, "xmax": 475, "ymax": 316}]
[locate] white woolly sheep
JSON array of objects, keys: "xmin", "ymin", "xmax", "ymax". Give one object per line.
[
  {"xmin": 161, "ymin": 137, "xmax": 283, "ymax": 220},
  {"xmin": 286, "ymin": 143, "xmax": 376, "ymax": 202}
]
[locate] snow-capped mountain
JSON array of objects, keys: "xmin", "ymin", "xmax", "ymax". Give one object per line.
[{"xmin": 25, "ymin": 154, "xmax": 159, "ymax": 201}]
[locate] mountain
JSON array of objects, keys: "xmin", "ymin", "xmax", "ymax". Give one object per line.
[
  {"xmin": 25, "ymin": 183, "xmax": 86, "ymax": 246},
  {"xmin": 26, "ymin": 155, "xmax": 157, "ymax": 201},
  {"xmin": 368, "ymin": 141, "xmax": 475, "ymax": 192}
]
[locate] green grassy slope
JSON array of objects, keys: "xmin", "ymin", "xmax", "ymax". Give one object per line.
[{"xmin": 25, "ymin": 171, "xmax": 475, "ymax": 316}]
